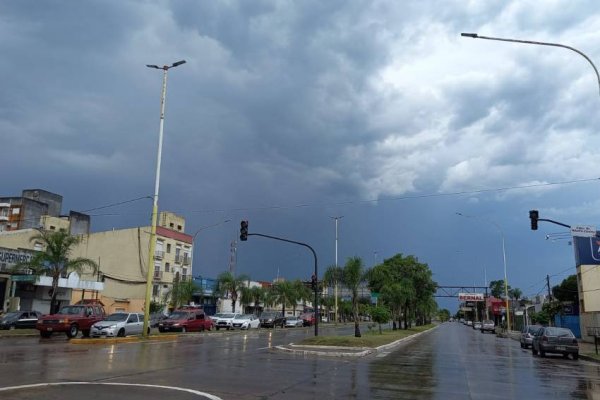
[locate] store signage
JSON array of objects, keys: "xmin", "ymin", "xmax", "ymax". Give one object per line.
[
  {"xmin": 571, "ymin": 225, "xmax": 596, "ymax": 238},
  {"xmin": 458, "ymin": 293, "xmax": 484, "ymax": 302},
  {"xmin": 0, "ymin": 247, "xmax": 33, "ymax": 266}
]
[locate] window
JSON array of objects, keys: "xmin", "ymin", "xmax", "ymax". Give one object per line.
[
  {"xmin": 177, "ymin": 225, "xmax": 182, "ymax": 231},
  {"xmin": 33, "ymin": 242, "xmax": 43, "ymax": 251},
  {"xmin": 50, "ymin": 226, "xmax": 56, "ymax": 230},
  {"xmin": 165, "ymin": 262, "xmax": 170, "ymax": 272},
  {"xmin": 167, "ymin": 243, "xmax": 171, "ymax": 253},
  {"xmin": 152, "ymin": 285, "xmax": 159, "ymax": 296},
  {"xmin": 170, "ymin": 223, "xmax": 174, "ymax": 228},
  {"xmin": 12, "ymin": 208, "xmax": 20, "ymax": 215}
]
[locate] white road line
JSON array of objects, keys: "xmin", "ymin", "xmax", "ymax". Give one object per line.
[{"xmin": 0, "ymin": 382, "xmax": 222, "ymax": 400}]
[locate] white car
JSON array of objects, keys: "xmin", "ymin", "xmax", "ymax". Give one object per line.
[
  {"xmin": 285, "ymin": 316, "xmax": 304, "ymax": 328},
  {"xmin": 214, "ymin": 313, "xmax": 242, "ymax": 330},
  {"xmin": 90, "ymin": 312, "xmax": 145, "ymax": 338},
  {"xmin": 231, "ymin": 314, "xmax": 260, "ymax": 330}
]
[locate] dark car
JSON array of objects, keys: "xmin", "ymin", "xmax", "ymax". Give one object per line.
[
  {"xmin": 0, "ymin": 311, "xmax": 42, "ymax": 330},
  {"xmin": 520, "ymin": 325, "xmax": 542, "ymax": 348},
  {"xmin": 149, "ymin": 313, "xmax": 168, "ymax": 328},
  {"xmin": 259, "ymin": 311, "xmax": 285, "ymax": 328},
  {"xmin": 531, "ymin": 326, "xmax": 579, "ymax": 360}
]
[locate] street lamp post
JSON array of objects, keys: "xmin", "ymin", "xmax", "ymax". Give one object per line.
[
  {"xmin": 456, "ymin": 212, "xmax": 511, "ymax": 332},
  {"xmin": 460, "ymin": 33, "xmax": 600, "ymax": 96},
  {"xmin": 142, "ymin": 60, "xmax": 186, "ymax": 338},
  {"xmin": 190, "ymin": 219, "xmax": 231, "ymax": 277},
  {"xmin": 330, "ymin": 216, "xmax": 343, "ymax": 325}
]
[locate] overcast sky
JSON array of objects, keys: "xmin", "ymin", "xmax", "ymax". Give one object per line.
[{"xmin": 2, "ymin": 1, "xmax": 600, "ymax": 311}]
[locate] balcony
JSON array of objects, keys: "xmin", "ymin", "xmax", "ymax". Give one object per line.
[
  {"xmin": 182, "ymin": 256, "xmax": 191, "ymax": 266},
  {"xmin": 154, "ymin": 250, "xmax": 165, "ymax": 260},
  {"xmin": 175, "ymin": 255, "xmax": 183, "ymax": 264},
  {"xmin": 153, "ymin": 271, "xmax": 163, "ymax": 281},
  {"xmin": 180, "ymin": 275, "xmax": 190, "ymax": 282}
]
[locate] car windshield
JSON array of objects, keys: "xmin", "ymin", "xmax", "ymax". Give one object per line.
[
  {"xmin": 287, "ymin": 317, "xmax": 298, "ymax": 321},
  {"xmin": 169, "ymin": 311, "xmax": 190, "ymax": 320},
  {"xmin": 528, "ymin": 326, "xmax": 542, "ymax": 334},
  {"xmin": 262, "ymin": 313, "xmax": 278, "ymax": 318},
  {"xmin": 58, "ymin": 306, "xmax": 84, "ymax": 315},
  {"xmin": 545, "ymin": 327, "xmax": 574, "ymax": 337},
  {"xmin": 220, "ymin": 314, "xmax": 236, "ymax": 319},
  {"xmin": 1, "ymin": 312, "xmax": 20, "ymax": 322},
  {"xmin": 212, "ymin": 313, "xmax": 225, "ymax": 318},
  {"xmin": 104, "ymin": 313, "xmax": 128, "ymax": 321},
  {"xmin": 235, "ymin": 315, "xmax": 252, "ymax": 320}
]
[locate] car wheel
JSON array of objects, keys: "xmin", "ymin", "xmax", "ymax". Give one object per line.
[
  {"xmin": 40, "ymin": 331, "xmax": 52, "ymax": 338},
  {"xmin": 573, "ymin": 353, "xmax": 579, "ymax": 360},
  {"xmin": 158, "ymin": 328, "xmax": 165, "ymax": 333},
  {"xmin": 66, "ymin": 324, "xmax": 79, "ymax": 338},
  {"xmin": 532, "ymin": 346, "xmax": 538, "ymax": 356},
  {"xmin": 540, "ymin": 350, "xmax": 546, "ymax": 358},
  {"xmin": 147, "ymin": 327, "xmax": 151, "ymax": 335},
  {"xmin": 216, "ymin": 327, "xmax": 220, "ymax": 330},
  {"xmin": 117, "ymin": 328, "xmax": 125, "ymax": 337},
  {"xmin": 207, "ymin": 325, "xmax": 212, "ymax": 331},
  {"xmin": 82, "ymin": 330, "xmax": 90, "ymax": 338},
  {"xmin": 520, "ymin": 343, "xmax": 524, "ymax": 348}
]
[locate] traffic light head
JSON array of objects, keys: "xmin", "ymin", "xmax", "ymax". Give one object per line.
[
  {"xmin": 311, "ymin": 274, "xmax": 317, "ymax": 290},
  {"xmin": 529, "ymin": 210, "xmax": 539, "ymax": 230},
  {"xmin": 240, "ymin": 220, "xmax": 249, "ymax": 241}
]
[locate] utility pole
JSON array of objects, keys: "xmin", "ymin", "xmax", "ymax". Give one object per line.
[
  {"xmin": 546, "ymin": 275, "xmax": 552, "ymax": 300},
  {"xmin": 330, "ymin": 216, "xmax": 343, "ymax": 325}
]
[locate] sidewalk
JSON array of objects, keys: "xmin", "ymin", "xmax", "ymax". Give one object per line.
[{"xmin": 504, "ymin": 329, "xmax": 600, "ymax": 363}]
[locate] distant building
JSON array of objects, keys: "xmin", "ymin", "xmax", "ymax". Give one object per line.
[{"xmin": 0, "ymin": 189, "xmax": 90, "ymax": 234}]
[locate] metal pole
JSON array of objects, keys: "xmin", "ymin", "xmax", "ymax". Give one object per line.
[
  {"xmin": 461, "ymin": 33, "xmax": 600, "ymax": 97},
  {"xmin": 142, "ymin": 60, "xmax": 185, "ymax": 338},
  {"xmin": 500, "ymin": 232, "xmax": 511, "ymax": 333},
  {"xmin": 330, "ymin": 216, "xmax": 343, "ymax": 325}
]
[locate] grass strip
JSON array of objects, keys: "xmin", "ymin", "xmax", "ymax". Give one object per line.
[{"xmin": 299, "ymin": 324, "xmax": 434, "ymax": 348}]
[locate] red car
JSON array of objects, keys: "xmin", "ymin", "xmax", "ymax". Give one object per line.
[
  {"xmin": 299, "ymin": 312, "xmax": 316, "ymax": 327},
  {"xmin": 158, "ymin": 309, "xmax": 213, "ymax": 333},
  {"xmin": 36, "ymin": 304, "xmax": 106, "ymax": 338}
]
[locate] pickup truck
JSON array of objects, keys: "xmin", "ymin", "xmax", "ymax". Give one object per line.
[{"xmin": 36, "ymin": 304, "xmax": 106, "ymax": 338}]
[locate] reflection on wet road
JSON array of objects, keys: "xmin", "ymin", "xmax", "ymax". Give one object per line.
[{"xmin": 0, "ymin": 323, "xmax": 599, "ymax": 399}]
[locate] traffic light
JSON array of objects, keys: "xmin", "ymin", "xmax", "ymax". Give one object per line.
[
  {"xmin": 311, "ymin": 274, "xmax": 317, "ymax": 291},
  {"xmin": 529, "ymin": 210, "xmax": 539, "ymax": 230},
  {"xmin": 240, "ymin": 220, "xmax": 249, "ymax": 241}
]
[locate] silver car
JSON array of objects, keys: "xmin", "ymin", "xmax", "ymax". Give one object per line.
[
  {"xmin": 481, "ymin": 320, "xmax": 496, "ymax": 334},
  {"xmin": 90, "ymin": 312, "xmax": 145, "ymax": 338},
  {"xmin": 520, "ymin": 325, "xmax": 542, "ymax": 348}
]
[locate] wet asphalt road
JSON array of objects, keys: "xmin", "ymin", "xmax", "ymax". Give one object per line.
[{"xmin": 0, "ymin": 322, "xmax": 599, "ymax": 399}]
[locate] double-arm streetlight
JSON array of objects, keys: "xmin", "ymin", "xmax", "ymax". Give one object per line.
[
  {"xmin": 460, "ymin": 33, "xmax": 600, "ymax": 96},
  {"xmin": 456, "ymin": 212, "xmax": 510, "ymax": 331},
  {"xmin": 142, "ymin": 60, "xmax": 186, "ymax": 338}
]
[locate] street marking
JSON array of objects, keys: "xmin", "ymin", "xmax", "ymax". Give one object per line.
[{"xmin": 0, "ymin": 382, "xmax": 222, "ymax": 400}]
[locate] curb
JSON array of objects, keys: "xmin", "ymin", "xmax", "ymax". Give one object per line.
[
  {"xmin": 275, "ymin": 325, "xmax": 438, "ymax": 358},
  {"xmin": 70, "ymin": 334, "xmax": 179, "ymax": 345},
  {"xmin": 580, "ymin": 354, "xmax": 600, "ymax": 364}
]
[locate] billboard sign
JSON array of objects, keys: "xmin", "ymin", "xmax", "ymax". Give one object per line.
[
  {"xmin": 573, "ymin": 233, "xmax": 600, "ymax": 266},
  {"xmin": 458, "ymin": 293, "xmax": 484, "ymax": 302}
]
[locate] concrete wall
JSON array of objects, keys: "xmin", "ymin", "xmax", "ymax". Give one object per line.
[
  {"xmin": 22, "ymin": 189, "xmax": 62, "ymax": 217},
  {"xmin": 580, "ymin": 264, "xmax": 600, "ymax": 312}
]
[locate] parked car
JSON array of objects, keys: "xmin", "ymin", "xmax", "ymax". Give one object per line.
[
  {"xmin": 209, "ymin": 313, "xmax": 226, "ymax": 323},
  {"xmin": 158, "ymin": 309, "xmax": 212, "ymax": 332},
  {"xmin": 0, "ymin": 311, "xmax": 42, "ymax": 330},
  {"xmin": 36, "ymin": 304, "xmax": 106, "ymax": 338},
  {"xmin": 285, "ymin": 316, "xmax": 304, "ymax": 328},
  {"xmin": 520, "ymin": 325, "xmax": 543, "ymax": 348},
  {"xmin": 90, "ymin": 312, "xmax": 145, "ymax": 338},
  {"xmin": 259, "ymin": 311, "xmax": 285, "ymax": 328},
  {"xmin": 473, "ymin": 321, "xmax": 482, "ymax": 330},
  {"xmin": 214, "ymin": 313, "xmax": 241, "ymax": 330},
  {"xmin": 531, "ymin": 326, "xmax": 579, "ymax": 359},
  {"xmin": 466, "ymin": 320, "xmax": 473, "ymax": 326},
  {"xmin": 480, "ymin": 320, "xmax": 496, "ymax": 334},
  {"xmin": 231, "ymin": 314, "xmax": 260, "ymax": 330},
  {"xmin": 299, "ymin": 312, "xmax": 315, "ymax": 327},
  {"xmin": 149, "ymin": 312, "xmax": 168, "ymax": 328}
]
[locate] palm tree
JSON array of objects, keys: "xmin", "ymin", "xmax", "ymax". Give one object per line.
[
  {"xmin": 342, "ymin": 256, "xmax": 365, "ymax": 337},
  {"xmin": 249, "ymin": 286, "xmax": 265, "ymax": 315},
  {"xmin": 239, "ymin": 285, "xmax": 253, "ymax": 314},
  {"xmin": 215, "ymin": 271, "xmax": 249, "ymax": 313},
  {"xmin": 292, "ymin": 280, "xmax": 311, "ymax": 315},
  {"xmin": 269, "ymin": 281, "xmax": 296, "ymax": 316},
  {"xmin": 323, "ymin": 264, "xmax": 343, "ymax": 322},
  {"xmin": 169, "ymin": 280, "xmax": 196, "ymax": 309},
  {"xmin": 19, "ymin": 230, "xmax": 98, "ymax": 314}
]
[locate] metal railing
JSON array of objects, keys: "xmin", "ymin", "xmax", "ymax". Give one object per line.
[
  {"xmin": 153, "ymin": 271, "xmax": 163, "ymax": 281},
  {"xmin": 154, "ymin": 250, "xmax": 165, "ymax": 260}
]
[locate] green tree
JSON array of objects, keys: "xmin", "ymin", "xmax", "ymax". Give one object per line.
[
  {"xmin": 552, "ymin": 275, "xmax": 579, "ymax": 303},
  {"xmin": 438, "ymin": 308, "xmax": 451, "ymax": 322},
  {"xmin": 509, "ymin": 287, "xmax": 522, "ymax": 301},
  {"xmin": 323, "ymin": 264, "xmax": 343, "ymax": 321},
  {"xmin": 269, "ymin": 280, "xmax": 297, "ymax": 316},
  {"xmin": 169, "ymin": 279, "xmax": 196, "ymax": 309},
  {"xmin": 239, "ymin": 285, "xmax": 253, "ymax": 314},
  {"xmin": 342, "ymin": 256, "xmax": 366, "ymax": 337},
  {"xmin": 292, "ymin": 280, "xmax": 311, "ymax": 315},
  {"xmin": 249, "ymin": 286, "xmax": 266, "ymax": 315},
  {"xmin": 489, "ymin": 279, "xmax": 510, "ymax": 299},
  {"xmin": 215, "ymin": 271, "xmax": 250, "ymax": 313},
  {"xmin": 370, "ymin": 305, "xmax": 391, "ymax": 334},
  {"xmin": 19, "ymin": 230, "xmax": 98, "ymax": 314}
]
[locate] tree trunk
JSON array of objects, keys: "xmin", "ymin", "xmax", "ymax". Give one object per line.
[{"xmin": 353, "ymin": 297, "xmax": 361, "ymax": 337}]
